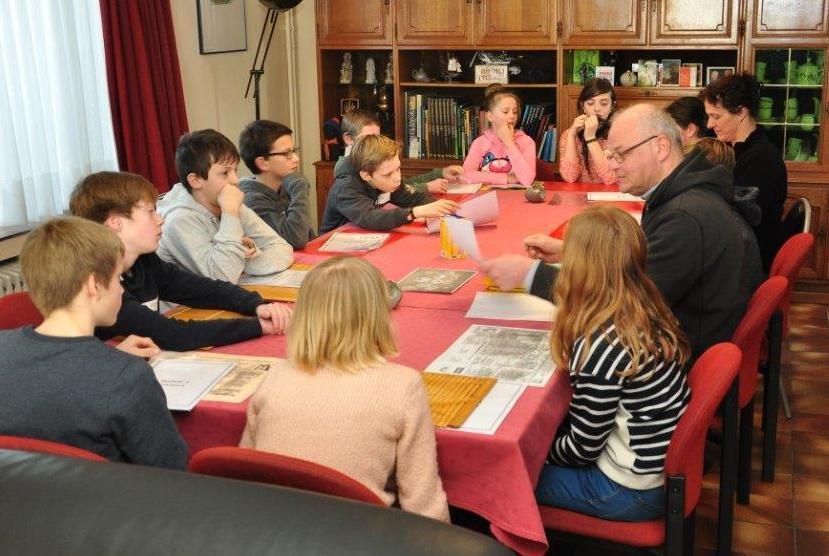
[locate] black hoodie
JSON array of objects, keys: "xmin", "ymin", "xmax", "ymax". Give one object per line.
[
  {"xmin": 533, "ymin": 150, "xmax": 751, "ymax": 358},
  {"xmin": 320, "ymin": 156, "xmax": 434, "ymax": 234}
]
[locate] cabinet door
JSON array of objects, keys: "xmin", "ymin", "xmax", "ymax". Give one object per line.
[
  {"xmin": 397, "ymin": 0, "xmax": 473, "ymax": 45},
  {"xmin": 475, "ymin": 0, "xmax": 558, "ymax": 46},
  {"xmin": 562, "ymin": 0, "xmax": 646, "ymax": 46},
  {"xmin": 650, "ymin": 0, "xmax": 739, "ymax": 45},
  {"xmin": 752, "ymin": 0, "xmax": 829, "ymax": 41},
  {"xmin": 785, "ymin": 186, "xmax": 827, "ymax": 280},
  {"xmin": 317, "ymin": 0, "xmax": 392, "ymax": 46}
]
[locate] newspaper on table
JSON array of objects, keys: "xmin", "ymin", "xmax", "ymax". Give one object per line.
[
  {"xmin": 427, "ymin": 324, "xmax": 554, "ymax": 387},
  {"xmin": 319, "ymin": 232, "xmax": 389, "ymax": 252},
  {"xmin": 151, "ymin": 358, "xmax": 236, "ymax": 411},
  {"xmin": 239, "ymin": 268, "xmax": 308, "ymax": 288},
  {"xmin": 151, "ymin": 351, "xmax": 282, "ymax": 404}
]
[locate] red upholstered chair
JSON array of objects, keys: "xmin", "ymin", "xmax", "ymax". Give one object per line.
[
  {"xmin": 539, "ymin": 343, "xmax": 741, "ymax": 556},
  {"xmin": 189, "ymin": 447, "xmax": 385, "ymax": 506},
  {"xmin": 0, "ymin": 435, "xmax": 106, "ymax": 462},
  {"xmin": 730, "ymin": 276, "xmax": 788, "ymax": 505},
  {"xmin": 0, "ymin": 292, "xmax": 43, "ymax": 329},
  {"xmin": 769, "ymin": 233, "xmax": 815, "ymax": 420}
]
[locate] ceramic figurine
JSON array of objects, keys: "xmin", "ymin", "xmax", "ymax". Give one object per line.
[
  {"xmin": 339, "ymin": 52, "xmax": 353, "ymax": 84},
  {"xmin": 365, "ymin": 58, "xmax": 376, "ymax": 85},
  {"xmin": 620, "ymin": 70, "xmax": 637, "ymax": 87},
  {"xmin": 384, "ymin": 59, "xmax": 393, "ymax": 84}
]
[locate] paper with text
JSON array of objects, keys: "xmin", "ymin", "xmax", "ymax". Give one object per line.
[
  {"xmin": 319, "ymin": 232, "xmax": 389, "ymax": 252},
  {"xmin": 447, "ymin": 182, "xmax": 483, "ymax": 195},
  {"xmin": 466, "ymin": 292, "xmax": 556, "ymax": 322},
  {"xmin": 586, "ymin": 192, "xmax": 641, "ymax": 202},
  {"xmin": 151, "ymin": 359, "xmax": 236, "ymax": 411}
]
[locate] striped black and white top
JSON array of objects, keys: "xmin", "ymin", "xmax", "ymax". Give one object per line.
[{"xmin": 549, "ymin": 322, "xmax": 690, "ymax": 490}]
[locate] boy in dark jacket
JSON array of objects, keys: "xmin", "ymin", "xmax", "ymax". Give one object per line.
[{"xmin": 320, "ymin": 135, "xmax": 458, "ymax": 234}]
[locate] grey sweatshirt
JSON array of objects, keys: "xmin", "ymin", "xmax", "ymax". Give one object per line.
[{"xmin": 157, "ymin": 183, "xmax": 293, "ymax": 283}]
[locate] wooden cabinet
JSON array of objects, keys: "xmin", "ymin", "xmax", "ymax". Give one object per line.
[
  {"xmin": 397, "ymin": 0, "xmax": 557, "ymax": 46},
  {"xmin": 396, "ymin": 0, "xmax": 473, "ymax": 46},
  {"xmin": 752, "ymin": 0, "xmax": 829, "ymax": 42},
  {"xmin": 562, "ymin": 0, "xmax": 646, "ymax": 46},
  {"xmin": 563, "ymin": 0, "xmax": 739, "ymax": 46},
  {"xmin": 316, "ymin": 0, "xmax": 392, "ymax": 46},
  {"xmin": 650, "ymin": 0, "xmax": 739, "ymax": 45},
  {"xmin": 475, "ymin": 0, "xmax": 558, "ymax": 46}
]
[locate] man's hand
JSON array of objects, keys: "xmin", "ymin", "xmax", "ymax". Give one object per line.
[
  {"xmin": 442, "ymin": 165, "xmax": 465, "ymax": 182},
  {"xmin": 217, "ymin": 185, "xmax": 244, "ymax": 217},
  {"xmin": 241, "ymin": 236, "xmax": 258, "ymax": 259},
  {"xmin": 426, "ymin": 178, "xmax": 449, "ymax": 194},
  {"xmin": 479, "ymin": 254, "xmax": 536, "ymax": 291},
  {"xmin": 116, "ymin": 335, "xmax": 160, "ymax": 358},
  {"xmin": 524, "ymin": 234, "xmax": 563, "ymax": 263},
  {"xmin": 256, "ymin": 302, "xmax": 293, "ymax": 335}
]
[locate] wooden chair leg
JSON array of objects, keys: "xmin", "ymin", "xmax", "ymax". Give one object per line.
[
  {"xmin": 737, "ymin": 400, "xmax": 754, "ymax": 505},
  {"xmin": 717, "ymin": 379, "xmax": 738, "ymax": 556},
  {"xmin": 763, "ymin": 311, "xmax": 783, "ymax": 482}
]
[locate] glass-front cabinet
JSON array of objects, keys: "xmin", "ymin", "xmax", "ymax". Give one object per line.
[{"xmin": 753, "ymin": 48, "xmax": 827, "ymax": 171}]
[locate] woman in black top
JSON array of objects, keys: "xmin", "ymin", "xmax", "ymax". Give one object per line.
[{"xmin": 699, "ymin": 73, "xmax": 787, "ymax": 271}]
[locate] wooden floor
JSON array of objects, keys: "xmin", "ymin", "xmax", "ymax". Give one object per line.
[{"xmin": 563, "ymin": 302, "xmax": 829, "ymax": 555}]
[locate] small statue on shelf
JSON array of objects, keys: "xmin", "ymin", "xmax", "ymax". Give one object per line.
[
  {"xmin": 339, "ymin": 52, "xmax": 352, "ymax": 84},
  {"xmin": 365, "ymin": 57, "xmax": 376, "ymax": 85},
  {"xmin": 384, "ymin": 59, "xmax": 393, "ymax": 84},
  {"xmin": 441, "ymin": 52, "xmax": 463, "ymax": 82}
]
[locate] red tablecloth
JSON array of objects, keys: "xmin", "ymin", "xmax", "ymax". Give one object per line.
[{"xmin": 175, "ymin": 183, "xmax": 636, "ymax": 556}]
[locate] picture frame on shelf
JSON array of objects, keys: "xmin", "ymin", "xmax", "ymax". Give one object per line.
[
  {"xmin": 706, "ymin": 66, "xmax": 734, "ymax": 85},
  {"xmin": 660, "ymin": 59, "xmax": 681, "ymax": 87},
  {"xmin": 595, "ymin": 66, "xmax": 615, "ymax": 85},
  {"xmin": 683, "ymin": 63, "xmax": 704, "ymax": 87},
  {"xmin": 340, "ymin": 98, "xmax": 360, "ymax": 115},
  {"xmin": 197, "ymin": 0, "xmax": 247, "ymax": 55}
]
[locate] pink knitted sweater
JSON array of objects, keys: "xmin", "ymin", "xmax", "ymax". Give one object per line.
[
  {"xmin": 558, "ymin": 125, "xmax": 617, "ymax": 185},
  {"xmin": 240, "ymin": 359, "xmax": 450, "ymax": 522}
]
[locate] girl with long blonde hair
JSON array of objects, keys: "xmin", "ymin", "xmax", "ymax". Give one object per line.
[
  {"xmin": 535, "ymin": 206, "xmax": 691, "ymax": 522},
  {"xmin": 241, "ymin": 256, "xmax": 449, "ymax": 521}
]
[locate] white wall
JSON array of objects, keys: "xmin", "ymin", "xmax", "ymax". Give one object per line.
[{"xmin": 171, "ymin": 0, "xmax": 321, "ymax": 226}]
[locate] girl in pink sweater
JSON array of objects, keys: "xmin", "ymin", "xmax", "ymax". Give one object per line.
[
  {"xmin": 462, "ymin": 86, "xmax": 537, "ymax": 187},
  {"xmin": 559, "ymin": 78, "xmax": 618, "ymax": 185},
  {"xmin": 240, "ymin": 256, "xmax": 449, "ymax": 522}
]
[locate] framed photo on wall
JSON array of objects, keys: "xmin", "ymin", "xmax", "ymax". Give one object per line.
[
  {"xmin": 340, "ymin": 98, "xmax": 360, "ymax": 115},
  {"xmin": 197, "ymin": 0, "xmax": 247, "ymax": 55},
  {"xmin": 706, "ymin": 66, "xmax": 735, "ymax": 85}
]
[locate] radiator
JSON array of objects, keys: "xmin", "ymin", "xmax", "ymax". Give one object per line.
[{"xmin": 0, "ymin": 260, "xmax": 25, "ymax": 296}]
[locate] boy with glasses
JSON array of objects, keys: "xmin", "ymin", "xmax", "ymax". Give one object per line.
[
  {"xmin": 239, "ymin": 120, "xmax": 315, "ymax": 249},
  {"xmin": 157, "ymin": 129, "xmax": 294, "ymax": 283}
]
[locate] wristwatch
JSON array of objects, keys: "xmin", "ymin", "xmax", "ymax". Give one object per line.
[{"xmin": 584, "ymin": 137, "xmax": 598, "ymax": 144}]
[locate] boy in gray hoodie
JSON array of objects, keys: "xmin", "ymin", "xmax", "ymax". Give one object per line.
[{"xmin": 158, "ymin": 129, "xmax": 293, "ymax": 283}]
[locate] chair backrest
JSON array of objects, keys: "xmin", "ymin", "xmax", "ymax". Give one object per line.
[
  {"xmin": 189, "ymin": 446, "xmax": 385, "ymax": 506},
  {"xmin": 770, "ymin": 233, "xmax": 816, "ymax": 336},
  {"xmin": 0, "ymin": 435, "xmax": 106, "ymax": 462},
  {"xmin": 731, "ymin": 276, "xmax": 788, "ymax": 408},
  {"xmin": 664, "ymin": 343, "xmax": 741, "ymax": 517},
  {"xmin": 0, "ymin": 292, "xmax": 43, "ymax": 329},
  {"xmin": 781, "ymin": 196, "xmax": 812, "ymax": 239}
]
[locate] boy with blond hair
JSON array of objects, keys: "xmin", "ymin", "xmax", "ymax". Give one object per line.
[
  {"xmin": 321, "ymin": 134, "xmax": 458, "ymax": 234},
  {"xmin": 158, "ymin": 129, "xmax": 294, "ymax": 283},
  {"xmin": 0, "ymin": 217, "xmax": 187, "ymax": 468},
  {"xmin": 238, "ymin": 120, "xmax": 315, "ymax": 249},
  {"xmin": 71, "ymin": 171, "xmax": 292, "ymax": 351},
  {"xmin": 337, "ymin": 109, "xmax": 464, "ymax": 194}
]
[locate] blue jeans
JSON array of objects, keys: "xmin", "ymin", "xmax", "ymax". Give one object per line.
[{"xmin": 535, "ymin": 464, "xmax": 664, "ymax": 522}]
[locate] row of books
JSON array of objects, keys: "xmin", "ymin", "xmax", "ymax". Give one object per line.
[{"xmin": 404, "ymin": 92, "xmax": 555, "ymax": 161}]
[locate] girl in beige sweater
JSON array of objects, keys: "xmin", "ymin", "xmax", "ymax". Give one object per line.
[{"xmin": 240, "ymin": 256, "xmax": 449, "ymax": 522}]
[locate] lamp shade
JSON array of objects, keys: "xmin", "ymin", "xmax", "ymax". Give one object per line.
[{"xmin": 259, "ymin": 0, "xmax": 303, "ymax": 10}]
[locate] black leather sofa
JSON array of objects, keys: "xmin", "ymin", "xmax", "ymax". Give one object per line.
[{"xmin": 0, "ymin": 450, "xmax": 513, "ymax": 556}]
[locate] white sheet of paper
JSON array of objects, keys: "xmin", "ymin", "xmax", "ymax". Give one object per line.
[
  {"xmin": 466, "ymin": 292, "xmax": 556, "ymax": 322},
  {"xmin": 444, "ymin": 217, "xmax": 483, "ymax": 261},
  {"xmin": 455, "ymin": 382, "xmax": 527, "ymax": 435},
  {"xmin": 447, "ymin": 182, "xmax": 483, "ymax": 194},
  {"xmin": 152, "ymin": 359, "xmax": 236, "ymax": 411},
  {"xmin": 238, "ymin": 269, "xmax": 308, "ymax": 288},
  {"xmin": 457, "ymin": 191, "xmax": 499, "ymax": 224},
  {"xmin": 586, "ymin": 192, "xmax": 641, "ymax": 202},
  {"xmin": 319, "ymin": 232, "xmax": 389, "ymax": 252}
]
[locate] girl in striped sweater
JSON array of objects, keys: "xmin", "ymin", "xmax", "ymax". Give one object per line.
[{"xmin": 535, "ymin": 206, "xmax": 690, "ymax": 521}]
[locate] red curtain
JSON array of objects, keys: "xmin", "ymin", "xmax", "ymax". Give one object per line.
[{"xmin": 99, "ymin": 0, "xmax": 189, "ymax": 193}]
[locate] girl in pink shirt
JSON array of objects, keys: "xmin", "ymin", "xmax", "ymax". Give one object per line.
[
  {"xmin": 559, "ymin": 78, "xmax": 618, "ymax": 185},
  {"xmin": 462, "ymin": 86, "xmax": 536, "ymax": 187}
]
